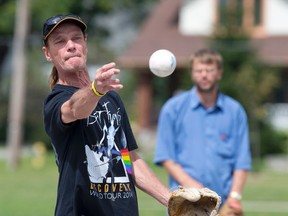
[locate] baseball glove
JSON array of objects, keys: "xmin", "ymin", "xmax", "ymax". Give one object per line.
[{"xmin": 168, "ymin": 186, "xmax": 221, "ymax": 216}]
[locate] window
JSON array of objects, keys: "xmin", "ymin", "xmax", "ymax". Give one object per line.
[
  {"xmin": 254, "ymin": 0, "xmax": 262, "ymax": 26},
  {"xmin": 217, "ymin": 0, "xmax": 264, "ymax": 36},
  {"xmin": 218, "ymin": 0, "xmax": 243, "ymax": 26}
]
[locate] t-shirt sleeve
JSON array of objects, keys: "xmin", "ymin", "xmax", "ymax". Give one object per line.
[{"xmin": 43, "ymin": 89, "xmax": 74, "ymax": 137}]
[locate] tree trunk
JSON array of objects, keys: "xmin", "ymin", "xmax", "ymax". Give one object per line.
[{"xmin": 7, "ymin": 0, "xmax": 30, "ymax": 170}]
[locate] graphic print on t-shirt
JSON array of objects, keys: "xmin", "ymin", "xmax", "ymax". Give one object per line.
[
  {"xmin": 85, "ymin": 101, "xmax": 134, "ymax": 200},
  {"xmin": 85, "ymin": 143, "xmax": 130, "ymax": 183}
]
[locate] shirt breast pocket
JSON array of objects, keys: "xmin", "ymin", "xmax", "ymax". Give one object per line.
[
  {"xmin": 217, "ymin": 132, "xmax": 235, "ymax": 158},
  {"xmin": 206, "ymin": 128, "xmax": 235, "ymax": 158}
]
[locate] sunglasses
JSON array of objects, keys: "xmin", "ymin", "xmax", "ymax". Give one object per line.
[{"xmin": 43, "ymin": 14, "xmax": 87, "ymax": 42}]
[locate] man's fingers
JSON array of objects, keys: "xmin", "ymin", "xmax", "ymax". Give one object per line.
[
  {"xmin": 101, "ymin": 69, "xmax": 120, "ymax": 80},
  {"xmin": 97, "ymin": 62, "xmax": 120, "ymax": 78},
  {"xmin": 93, "ymin": 62, "xmax": 123, "ymax": 94},
  {"xmin": 96, "ymin": 64, "xmax": 120, "ymax": 81},
  {"xmin": 99, "ymin": 78, "xmax": 123, "ymax": 89},
  {"xmin": 100, "ymin": 62, "xmax": 116, "ymax": 72}
]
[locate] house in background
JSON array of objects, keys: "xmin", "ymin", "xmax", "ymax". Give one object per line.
[{"xmin": 118, "ymin": 0, "xmax": 288, "ymax": 130}]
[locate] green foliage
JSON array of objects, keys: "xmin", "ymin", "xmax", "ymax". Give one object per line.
[
  {"xmin": 209, "ymin": 6, "xmax": 287, "ymax": 158},
  {"xmin": 0, "ymin": 92, "xmax": 8, "ymax": 142},
  {"xmin": 0, "ymin": 117, "xmax": 7, "ymax": 141},
  {"xmin": 29, "ymin": 0, "xmax": 151, "ymax": 36},
  {"xmin": 258, "ymin": 121, "xmax": 288, "ymax": 156},
  {"xmin": 152, "ymin": 74, "xmax": 171, "ymax": 109},
  {"xmin": 116, "ymin": 68, "xmax": 138, "ymax": 122},
  {"xmin": 30, "ymin": 0, "xmax": 75, "ymax": 34},
  {"xmin": 0, "ymin": 0, "xmax": 152, "ymax": 37},
  {"xmin": 29, "ymin": 0, "xmax": 113, "ymax": 38},
  {"xmin": 0, "ymin": 0, "xmax": 16, "ymax": 35}
]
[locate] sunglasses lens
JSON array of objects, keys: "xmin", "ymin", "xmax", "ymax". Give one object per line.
[
  {"xmin": 43, "ymin": 16, "xmax": 62, "ymax": 36},
  {"xmin": 47, "ymin": 16, "xmax": 62, "ymax": 25}
]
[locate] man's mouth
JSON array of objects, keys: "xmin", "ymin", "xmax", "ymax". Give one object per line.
[{"xmin": 65, "ymin": 55, "xmax": 80, "ymax": 61}]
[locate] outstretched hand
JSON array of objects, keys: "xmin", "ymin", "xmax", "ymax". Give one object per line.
[{"xmin": 93, "ymin": 62, "xmax": 123, "ymax": 95}]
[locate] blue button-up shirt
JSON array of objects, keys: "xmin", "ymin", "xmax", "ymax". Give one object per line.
[{"xmin": 154, "ymin": 87, "xmax": 251, "ymax": 203}]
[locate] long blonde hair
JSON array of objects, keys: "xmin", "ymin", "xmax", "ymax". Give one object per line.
[{"xmin": 49, "ymin": 66, "xmax": 58, "ymax": 89}]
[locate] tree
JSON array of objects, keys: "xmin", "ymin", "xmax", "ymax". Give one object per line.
[{"xmin": 7, "ymin": 0, "xmax": 29, "ymax": 169}]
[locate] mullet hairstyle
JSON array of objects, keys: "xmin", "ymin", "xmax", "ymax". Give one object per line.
[{"xmin": 49, "ymin": 66, "xmax": 58, "ymax": 89}]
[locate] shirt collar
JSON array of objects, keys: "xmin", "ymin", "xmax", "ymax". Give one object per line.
[{"xmin": 189, "ymin": 87, "xmax": 224, "ymax": 111}]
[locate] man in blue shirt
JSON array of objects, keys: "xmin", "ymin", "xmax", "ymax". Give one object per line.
[{"xmin": 154, "ymin": 48, "xmax": 251, "ymax": 216}]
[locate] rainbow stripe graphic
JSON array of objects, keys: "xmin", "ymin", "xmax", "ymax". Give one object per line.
[{"xmin": 120, "ymin": 149, "xmax": 132, "ymax": 174}]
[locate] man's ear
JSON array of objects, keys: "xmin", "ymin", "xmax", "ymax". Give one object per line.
[{"xmin": 42, "ymin": 46, "xmax": 52, "ymax": 61}]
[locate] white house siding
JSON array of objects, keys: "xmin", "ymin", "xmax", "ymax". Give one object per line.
[
  {"xmin": 265, "ymin": 0, "xmax": 288, "ymax": 35},
  {"xmin": 179, "ymin": 0, "xmax": 288, "ymax": 36},
  {"xmin": 179, "ymin": 0, "xmax": 215, "ymax": 36}
]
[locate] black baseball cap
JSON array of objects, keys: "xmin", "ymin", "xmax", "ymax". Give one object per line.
[{"xmin": 43, "ymin": 14, "xmax": 87, "ymax": 42}]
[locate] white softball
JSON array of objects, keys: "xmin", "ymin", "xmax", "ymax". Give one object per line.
[{"xmin": 149, "ymin": 49, "xmax": 176, "ymax": 77}]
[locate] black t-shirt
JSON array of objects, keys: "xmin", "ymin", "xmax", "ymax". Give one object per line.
[{"xmin": 44, "ymin": 84, "xmax": 139, "ymax": 216}]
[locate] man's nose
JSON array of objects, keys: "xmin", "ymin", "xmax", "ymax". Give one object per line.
[
  {"xmin": 66, "ymin": 40, "xmax": 76, "ymax": 50},
  {"xmin": 199, "ymin": 69, "xmax": 208, "ymax": 76}
]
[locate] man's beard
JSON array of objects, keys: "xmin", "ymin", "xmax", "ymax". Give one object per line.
[{"xmin": 196, "ymin": 82, "xmax": 218, "ymax": 93}]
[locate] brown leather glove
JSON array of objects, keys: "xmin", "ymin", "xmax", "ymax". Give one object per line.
[{"xmin": 168, "ymin": 186, "xmax": 222, "ymax": 216}]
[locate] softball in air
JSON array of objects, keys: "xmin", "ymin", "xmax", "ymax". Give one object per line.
[{"xmin": 149, "ymin": 49, "xmax": 176, "ymax": 77}]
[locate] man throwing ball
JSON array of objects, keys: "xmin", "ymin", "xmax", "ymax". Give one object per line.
[{"xmin": 42, "ymin": 14, "xmax": 172, "ymax": 216}]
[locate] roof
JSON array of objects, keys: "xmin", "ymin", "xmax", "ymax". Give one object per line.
[
  {"xmin": 117, "ymin": 0, "xmax": 288, "ymax": 69},
  {"xmin": 254, "ymin": 36, "xmax": 288, "ymax": 66}
]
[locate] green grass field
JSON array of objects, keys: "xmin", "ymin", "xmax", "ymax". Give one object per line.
[{"xmin": 1, "ymin": 151, "xmax": 288, "ymax": 216}]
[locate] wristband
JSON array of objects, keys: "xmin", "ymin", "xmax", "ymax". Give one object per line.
[
  {"xmin": 230, "ymin": 191, "xmax": 242, "ymax": 200},
  {"xmin": 91, "ymin": 80, "xmax": 105, "ymax": 97}
]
